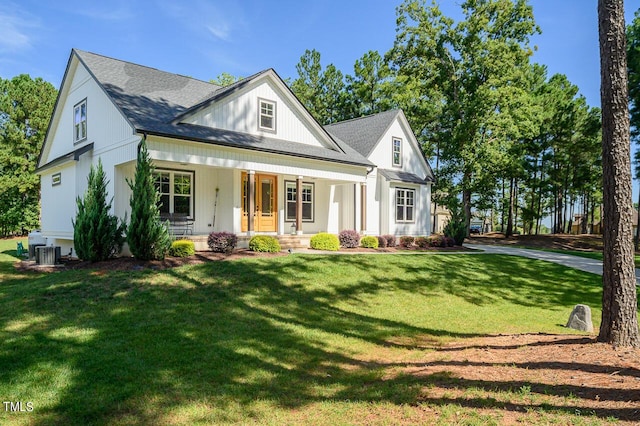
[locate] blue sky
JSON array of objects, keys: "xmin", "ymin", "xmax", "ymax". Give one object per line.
[{"xmin": 1, "ymin": 0, "xmax": 637, "ymax": 110}]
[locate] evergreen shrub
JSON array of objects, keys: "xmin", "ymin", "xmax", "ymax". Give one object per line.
[
  {"xmin": 73, "ymin": 159, "xmax": 126, "ymax": 261},
  {"xmin": 360, "ymin": 235, "xmax": 379, "ymax": 248},
  {"xmin": 249, "ymin": 235, "xmax": 281, "ymax": 252},
  {"xmin": 310, "ymin": 233, "xmax": 339, "ymax": 251},
  {"xmin": 169, "ymin": 240, "xmax": 195, "ymax": 257}
]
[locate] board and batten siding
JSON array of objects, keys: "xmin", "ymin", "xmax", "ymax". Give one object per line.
[
  {"xmin": 40, "ymin": 163, "xmax": 77, "ymax": 240},
  {"xmin": 41, "ymin": 60, "xmax": 135, "ymax": 166},
  {"xmin": 183, "ymin": 78, "xmax": 328, "ymax": 149},
  {"xmin": 147, "ymin": 137, "xmax": 367, "ymax": 184}
]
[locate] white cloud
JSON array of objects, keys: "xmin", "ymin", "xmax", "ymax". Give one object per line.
[
  {"xmin": 0, "ymin": 5, "xmax": 38, "ymax": 52},
  {"xmin": 156, "ymin": 0, "xmax": 237, "ymax": 42}
]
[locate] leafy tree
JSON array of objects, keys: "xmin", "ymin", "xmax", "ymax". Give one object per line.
[
  {"xmin": 210, "ymin": 72, "xmax": 242, "ymax": 87},
  {"xmin": 0, "ymin": 75, "xmax": 57, "ymax": 236},
  {"xmin": 290, "ymin": 49, "xmax": 348, "ymax": 124},
  {"xmin": 73, "ymin": 159, "xmax": 126, "ymax": 261},
  {"xmin": 126, "ymin": 137, "xmax": 171, "ymax": 260},
  {"xmin": 345, "ymin": 50, "xmax": 393, "ymax": 117},
  {"xmin": 598, "ymin": 0, "xmax": 639, "ymax": 347},
  {"xmin": 389, "ymin": 0, "xmax": 540, "ymax": 235}
]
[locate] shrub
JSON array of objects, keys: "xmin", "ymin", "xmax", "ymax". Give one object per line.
[
  {"xmin": 249, "ymin": 235, "xmax": 281, "ymax": 252},
  {"xmin": 377, "ymin": 236, "xmax": 387, "ymax": 248},
  {"xmin": 360, "ymin": 235, "xmax": 379, "ymax": 249},
  {"xmin": 208, "ymin": 231, "xmax": 237, "ymax": 253},
  {"xmin": 415, "ymin": 236, "xmax": 429, "ymax": 249},
  {"xmin": 310, "ymin": 233, "xmax": 340, "ymax": 251},
  {"xmin": 127, "ymin": 137, "xmax": 171, "ymax": 260},
  {"xmin": 444, "ymin": 219, "xmax": 466, "ymax": 246},
  {"xmin": 427, "ymin": 235, "xmax": 446, "ymax": 248},
  {"xmin": 169, "ymin": 239, "xmax": 195, "ymax": 257},
  {"xmin": 73, "ymin": 159, "xmax": 126, "ymax": 261},
  {"xmin": 383, "ymin": 234, "xmax": 396, "ymax": 247},
  {"xmin": 445, "ymin": 236, "xmax": 455, "ymax": 247},
  {"xmin": 399, "ymin": 236, "xmax": 415, "ymax": 248},
  {"xmin": 339, "ymin": 229, "xmax": 360, "ymax": 248}
]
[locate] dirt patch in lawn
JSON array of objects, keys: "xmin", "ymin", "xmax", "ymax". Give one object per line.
[
  {"xmin": 468, "ymin": 232, "xmax": 604, "ymax": 251},
  {"xmin": 376, "ymin": 333, "xmax": 640, "ymax": 424}
]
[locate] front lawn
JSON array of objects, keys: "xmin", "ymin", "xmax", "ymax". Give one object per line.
[{"xmin": 0, "ymin": 238, "xmax": 620, "ymax": 425}]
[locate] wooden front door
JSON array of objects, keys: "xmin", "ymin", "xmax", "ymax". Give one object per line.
[{"xmin": 241, "ymin": 173, "xmax": 278, "ymax": 232}]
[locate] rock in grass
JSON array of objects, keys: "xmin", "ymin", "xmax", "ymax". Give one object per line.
[{"xmin": 566, "ymin": 304, "xmax": 594, "ymax": 332}]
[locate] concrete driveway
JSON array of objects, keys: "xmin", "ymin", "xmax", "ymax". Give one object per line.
[{"xmin": 465, "ymin": 243, "xmax": 640, "ymax": 285}]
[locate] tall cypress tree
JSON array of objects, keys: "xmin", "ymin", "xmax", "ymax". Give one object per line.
[
  {"xmin": 73, "ymin": 159, "xmax": 126, "ymax": 261},
  {"xmin": 127, "ymin": 137, "xmax": 171, "ymax": 260}
]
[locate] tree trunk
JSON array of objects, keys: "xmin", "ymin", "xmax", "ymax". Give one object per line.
[
  {"xmin": 597, "ymin": 0, "xmax": 639, "ymax": 347},
  {"xmin": 635, "ymin": 189, "xmax": 640, "ymax": 251},
  {"xmin": 506, "ymin": 177, "xmax": 514, "ymax": 237},
  {"xmin": 463, "ymin": 187, "xmax": 472, "ymax": 238}
]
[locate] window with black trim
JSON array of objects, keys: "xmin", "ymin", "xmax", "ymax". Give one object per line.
[
  {"xmin": 285, "ymin": 181, "xmax": 314, "ymax": 222},
  {"xmin": 395, "ymin": 187, "xmax": 415, "ymax": 223},
  {"xmin": 392, "ymin": 137, "xmax": 402, "ymax": 167},
  {"xmin": 74, "ymin": 99, "xmax": 87, "ymax": 143},
  {"xmin": 259, "ymin": 99, "xmax": 276, "ymax": 131},
  {"xmin": 154, "ymin": 170, "xmax": 194, "ymax": 217}
]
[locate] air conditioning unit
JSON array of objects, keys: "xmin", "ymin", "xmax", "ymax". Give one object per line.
[
  {"xmin": 28, "ymin": 230, "xmax": 47, "ymax": 260},
  {"xmin": 36, "ymin": 246, "xmax": 61, "ymax": 265}
]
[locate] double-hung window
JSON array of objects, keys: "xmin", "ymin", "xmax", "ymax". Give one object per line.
[
  {"xmin": 259, "ymin": 99, "xmax": 276, "ymax": 132},
  {"xmin": 154, "ymin": 170, "xmax": 194, "ymax": 217},
  {"xmin": 74, "ymin": 99, "xmax": 87, "ymax": 143},
  {"xmin": 285, "ymin": 181, "xmax": 314, "ymax": 222},
  {"xmin": 392, "ymin": 137, "xmax": 402, "ymax": 167},
  {"xmin": 395, "ymin": 188, "xmax": 415, "ymax": 223}
]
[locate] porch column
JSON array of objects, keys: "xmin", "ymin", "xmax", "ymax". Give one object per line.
[
  {"xmin": 360, "ymin": 182, "xmax": 367, "ymax": 234},
  {"xmin": 296, "ymin": 176, "xmax": 303, "ymax": 235},
  {"xmin": 248, "ymin": 170, "xmax": 255, "ymax": 235}
]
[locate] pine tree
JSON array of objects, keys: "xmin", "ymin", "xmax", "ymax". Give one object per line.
[
  {"xmin": 127, "ymin": 137, "xmax": 171, "ymax": 260},
  {"xmin": 73, "ymin": 159, "xmax": 126, "ymax": 261}
]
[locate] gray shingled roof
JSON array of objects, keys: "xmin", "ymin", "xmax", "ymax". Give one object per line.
[
  {"xmin": 324, "ymin": 109, "xmax": 400, "ymax": 157},
  {"xmin": 73, "ymin": 49, "xmax": 372, "ymax": 167},
  {"xmin": 378, "ymin": 168, "xmax": 433, "ymax": 185}
]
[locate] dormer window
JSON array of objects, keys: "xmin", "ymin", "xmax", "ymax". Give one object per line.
[
  {"xmin": 392, "ymin": 137, "xmax": 402, "ymax": 167},
  {"xmin": 74, "ymin": 99, "xmax": 87, "ymax": 143},
  {"xmin": 259, "ymin": 99, "xmax": 276, "ymax": 132}
]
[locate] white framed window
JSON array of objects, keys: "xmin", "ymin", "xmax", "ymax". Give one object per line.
[
  {"xmin": 392, "ymin": 137, "xmax": 402, "ymax": 167},
  {"xmin": 395, "ymin": 187, "xmax": 415, "ymax": 223},
  {"xmin": 285, "ymin": 181, "xmax": 314, "ymax": 222},
  {"xmin": 258, "ymin": 99, "xmax": 276, "ymax": 132},
  {"xmin": 74, "ymin": 99, "xmax": 87, "ymax": 143},
  {"xmin": 154, "ymin": 170, "xmax": 194, "ymax": 217}
]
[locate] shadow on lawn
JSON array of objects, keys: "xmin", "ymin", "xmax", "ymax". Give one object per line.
[{"xmin": 0, "ymin": 253, "xmax": 615, "ymax": 424}]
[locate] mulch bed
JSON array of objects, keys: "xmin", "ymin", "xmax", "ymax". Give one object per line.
[{"xmin": 15, "ymin": 245, "xmax": 472, "ymax": 273}]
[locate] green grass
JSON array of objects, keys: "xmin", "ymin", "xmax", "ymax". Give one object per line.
[{"xmin": 0, "ymin": 237, "xmax": 615, "ymax": 425}]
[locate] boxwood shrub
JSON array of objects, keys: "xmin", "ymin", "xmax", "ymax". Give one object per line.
[
  {"xmin": 415, "ymin": 236, "xmax": 429, "ymax": 249},
  {"xmin": 248, "ymin": 235, "xmax": 281, "ymax": 252},
  {"xmin": 361, "ymin": 235, "xmax": 379, "ymax": 249},
  {"xmin": 310, "ymin": 233, "xmax": 340, "ymax": 251},
  {"xmin": 169, "ymin": 239, "xmax": 195, "ymax": 257},
  {"xmin": 377, "ymin": 235, "xmax": 387, "ymax": 248}
]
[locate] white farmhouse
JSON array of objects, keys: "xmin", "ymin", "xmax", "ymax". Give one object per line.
[{"xmin": 36, "ymin": 49, "xmax": 434, "ymax": 254}]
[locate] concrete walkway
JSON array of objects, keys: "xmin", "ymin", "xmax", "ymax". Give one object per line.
[{"xmin": 465, "ymin": 243, "xmax": 640, "ymax": 284}]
